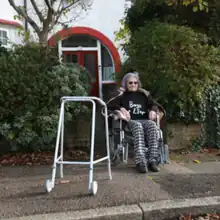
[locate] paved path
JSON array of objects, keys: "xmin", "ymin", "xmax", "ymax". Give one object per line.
[{"xmin": 0, "ymin": 161, "xmax": 220, "ymax": 219}]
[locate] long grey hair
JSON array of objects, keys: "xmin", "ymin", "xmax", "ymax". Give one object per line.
[{"xmin": 121, "ymin": 72, "xmax": 142, "ymax": 90}]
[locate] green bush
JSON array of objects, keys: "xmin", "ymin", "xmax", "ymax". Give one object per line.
[
  {"xmin": 0, "ymin": 44, "xmax": 91, "ymax": 152},
  {"xmin": 197, "ymin": 85, "xmax": 220, "ymax": 149},
  {"xmin": 118, "ymin": 21, "xmax": 220, "ymax": 123}
]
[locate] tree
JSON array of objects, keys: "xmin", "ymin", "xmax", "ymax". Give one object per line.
[
  {"xmin": 8, "ymin": 0, "xmax": 92, "ymax": 45},
  {"xmin": 116, "ymin": 0, "xmax": 220, "ymax": 48}
]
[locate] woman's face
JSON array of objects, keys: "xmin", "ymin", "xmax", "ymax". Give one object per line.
[{"xmin": 126, "ymin": 76, "xmax": 138, "ymax": 92}]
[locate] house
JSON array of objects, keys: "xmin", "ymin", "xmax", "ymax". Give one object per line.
[
  {"xmin": 1, "ymin": 0, "xmax": 128, "ymax": 100},
  {"xmin": 0, "ymin": 1, "xmax": 23, "ymax": 48}
]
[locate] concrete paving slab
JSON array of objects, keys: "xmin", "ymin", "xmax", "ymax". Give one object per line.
[
  {"xmin": 184, "ymin": 161, "xmax": 220, "ymax": 174},
  {"xmin": 0, "ymin": 163, "xmax": 169, "ymax": 179},
  {"xmin": 162, "ymin": 161, "xmax": 194, "ymax": 174},
  {"xmin": 1, "ymin": 162, "xmax": 220, "ymax": 219},
  {"xmin": 140, "ymin": 196, "xmax": 220, "ymax": 220},
  {"xmin": 152, "ymin": 173, "xmax": 220, "ymax": 199},
  {"xmin": 1, "ymin": 205, "xmax": 142, "ymax": 220},
  {"xmin": 4, "ymin": 196, "xmax": 220, "ymax": 220},
  {"xmin": 0, "ymin": 168, "xmax": 169, "ymax": 219}
]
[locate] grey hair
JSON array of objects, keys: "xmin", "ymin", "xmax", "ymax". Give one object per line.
[{"xmin": 121, "ymin": 72, "xmax": 142, "ymax": 90}]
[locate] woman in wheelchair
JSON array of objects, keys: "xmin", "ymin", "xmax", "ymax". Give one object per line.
[{"xmin": 107, "ymin": 72, "xmax": 165, "ymax": 174}]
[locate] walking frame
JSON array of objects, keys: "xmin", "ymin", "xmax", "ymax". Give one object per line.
[{"xmin": 45, "ymin": 96, "xmax": 112, "ymax": 196}]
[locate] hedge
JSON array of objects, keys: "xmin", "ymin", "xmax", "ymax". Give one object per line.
[{"xmin": 0, "ymin": 43, "xmax": 91, "ymax": 152}]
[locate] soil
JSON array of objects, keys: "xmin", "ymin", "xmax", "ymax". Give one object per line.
[
  {"xmin": 169, "ymin": 147, "xmax": 220, "ymax": 163},
  {"xmin": 0, "ymin": 150, "xmax": 101, "ymax": 166},
  {"xmin": 1, "ymin": 146, "xmax": 219, "ymax": 166}
]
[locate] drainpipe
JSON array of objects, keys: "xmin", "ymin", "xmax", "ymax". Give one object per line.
[{"xmin": 24, "ymin": 0, "xmax": 28, "ymax": 32}]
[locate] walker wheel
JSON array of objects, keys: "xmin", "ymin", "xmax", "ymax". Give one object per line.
[
  {"xmin": 45, "ymin": 180, "xmax": 53, "ymax": 193},
  {"xmin": 89, "ymin": 181, "xmax": 98, "ymax": 196}
]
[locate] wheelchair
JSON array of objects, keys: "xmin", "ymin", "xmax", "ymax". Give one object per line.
[{"xmin": 108, "ymin": 112, "xmax": 169, "ymax": 166}]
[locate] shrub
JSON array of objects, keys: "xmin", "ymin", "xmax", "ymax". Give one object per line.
[
  {"xmin": 197, "ymin": 84, "xmax": 220, "ymax": 149},
  {"xmin": 0, "ymin": 44, "xmax": 91, "ymax": 152},
  {"xmin": 118, "ymin": 21, "xmax": 220, "ymax": 123}
]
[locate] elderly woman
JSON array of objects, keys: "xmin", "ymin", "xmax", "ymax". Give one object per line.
[{"xmin": 107, "ymin": 72, "xmax": 164, "ymax": 173}]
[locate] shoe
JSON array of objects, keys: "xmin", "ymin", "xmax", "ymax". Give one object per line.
[
  {"xmin": 136, "ymin": 162, "xmax": 148, "ymax": 173},
  {"xmin": 148, "ymin": 162, "xmax": 160, "ymax": 172}
]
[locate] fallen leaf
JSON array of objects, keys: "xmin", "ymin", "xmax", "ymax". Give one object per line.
[
  {"xmin": 0, "ymin": 151, "xmax": 99, "ymax": 166},
  {"xmin": 193, "ymin": 159, "xmax": 201, "ymax": 164},
  {"xmin": 148, "ymin": 176, "xmax": 153, "ymax": 180},
  {"xmin": 40, "ymin": 180, "xmax": 44, "ymax": 186}
]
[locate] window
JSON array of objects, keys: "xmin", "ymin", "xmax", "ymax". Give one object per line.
[
  {"xmin": 62, "ymin": 35, "xmax": 97, "ymax": 47},
  {"xmin": 101, "ymin": 45, "xmax": 115, "ymax": 81},
  {"xmin": 0, "ymin": 30, "xmax": 7, "ymax": 45}
]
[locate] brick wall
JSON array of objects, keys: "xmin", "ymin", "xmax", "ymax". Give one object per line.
[
  {"xmin": 64, "ymin": 119, "xmax": 201, "ymax": 151},
  {"xmin": 64, "ymin": 105, "xmax": 107, "ymax": 155},
  {"xmin": 167, "ymin": 123, "xmax": 201, "ymax": 150},
  {"xmin": 64, "ymin": 116, "xmax": 91, "ymax": 150}
]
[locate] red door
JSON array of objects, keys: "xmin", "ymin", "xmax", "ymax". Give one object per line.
[{"xmin": 63, "ymin": 51, "xmax": 99, "ymax": 97}]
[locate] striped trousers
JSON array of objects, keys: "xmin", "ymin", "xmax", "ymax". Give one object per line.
[{"xmin": 128, "ymin": 120, "xmax": 159, "ymax": 165}]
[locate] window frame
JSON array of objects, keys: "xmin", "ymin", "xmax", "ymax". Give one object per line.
[{"xmin": 0, "ymin": 28, "xmax": 8, "ymax": 46}]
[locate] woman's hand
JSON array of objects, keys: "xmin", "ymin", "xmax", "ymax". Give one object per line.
[
  {"xmin": 149, "ymin": 110, "xmax": 157, "ymax": 120},
  {"xmin": 120, "ymin": 107, "xmax": 131, "ymax": 121}
]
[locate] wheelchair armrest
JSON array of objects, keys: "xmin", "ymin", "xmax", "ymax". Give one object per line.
[{"xmin": 108, "ymin": 110, "xmax": 129, "ymax": 123}]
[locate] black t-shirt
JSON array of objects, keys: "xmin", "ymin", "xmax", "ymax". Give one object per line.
[
  {"xmin": 107, "ymin": 90, "xmax": 159, "ymax": 121},
  {"xmin": 120, "ymin": 91, "xmax": 150, "ymax": 120}
]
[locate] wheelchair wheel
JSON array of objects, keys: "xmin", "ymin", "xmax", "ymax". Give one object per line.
[{"xmin": 109, "ymin": 134, "xmax": 120, "ymax": 165}]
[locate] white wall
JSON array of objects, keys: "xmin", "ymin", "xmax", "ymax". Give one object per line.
[{"xmin": 0, "ymin": 24, "xmax": 23, "ymax": 47}]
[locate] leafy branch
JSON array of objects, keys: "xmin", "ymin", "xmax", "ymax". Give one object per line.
[{"xmin": 167, "ymin": 0, "xmax": 209, "ymax": 12}]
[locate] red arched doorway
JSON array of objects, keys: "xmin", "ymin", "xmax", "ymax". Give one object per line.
[{"xmin": 48, "ymin": 26, "xmax": 121, "ymax": 98}]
